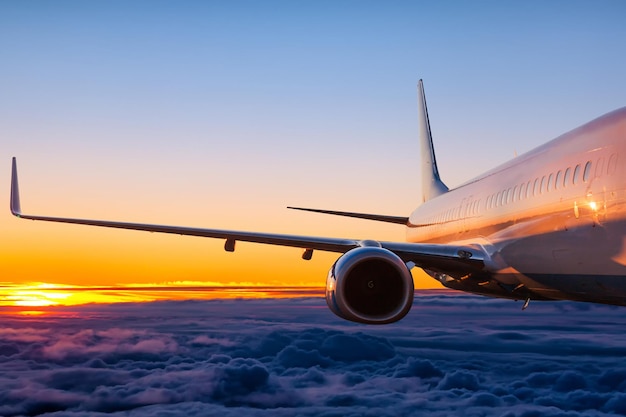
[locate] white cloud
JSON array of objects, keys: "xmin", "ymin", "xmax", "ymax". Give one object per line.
[{"xmin": 0, "ymin": 293, "xmax": 625, "ymax": 416}]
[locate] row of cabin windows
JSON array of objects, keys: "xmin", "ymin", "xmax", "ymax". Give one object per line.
[
  {"xmin": 485, "ymin": 154, "xmax": 617, "ymax": 211},
  {"xmin": 425, "ymin": 153, "xmax": 617, "ymax": 228},
  {"xmin": 486, "ymin": 161, "xmax": 591, "ymax": 210},
  {"xmin": 429, "ymin": 198, "xmax": 480, "ymax": 225}
]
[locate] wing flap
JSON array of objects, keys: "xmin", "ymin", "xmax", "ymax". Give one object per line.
[{"xmin": 381, "ymin": 242, "xmax": 485, "ymax": 276}]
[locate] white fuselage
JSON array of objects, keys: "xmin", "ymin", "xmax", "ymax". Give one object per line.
[{"xmin": 407, "ymin": 107, "xmax": 626, "ymax": 305}]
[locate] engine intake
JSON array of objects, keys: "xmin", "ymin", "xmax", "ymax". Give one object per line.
[{"xmin": 326, "ymin": 247, "xmax": 414, "ymax": 324}]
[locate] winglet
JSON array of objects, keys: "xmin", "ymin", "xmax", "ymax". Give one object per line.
[
  {"xmin": 418, "ymin": 80, "xmax": 449, "ymax": 202},
  {"xmin": 10, "ymin": 157, "xmax": 22, "ymax": 217}
]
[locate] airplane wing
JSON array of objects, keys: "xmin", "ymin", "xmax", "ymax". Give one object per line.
[{"xmin": 10, "ymin": 157, "xmax": 484, "ymax": 271}]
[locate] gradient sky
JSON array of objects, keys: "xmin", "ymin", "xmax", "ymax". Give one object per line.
[{"xmin": 1, "ymin": 1, "xmax": 626, "ymax": 293}]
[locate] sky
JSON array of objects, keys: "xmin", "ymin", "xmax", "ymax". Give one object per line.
[
  {"xmin": 2, "ymin": 292, "xmax": 626, "ymax": 416},
  {"xmin": 1, "ymin": 1, "xmax": 626, "ymax": 298}
]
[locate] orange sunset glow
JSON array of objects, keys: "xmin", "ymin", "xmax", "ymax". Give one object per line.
[
  {"xmin": 1, "ymin": 199, "xmax": 442, "ymax": 309},
  {"xmin": 0, "ymin": 282, "xmax": 326, "ymax": 308}
]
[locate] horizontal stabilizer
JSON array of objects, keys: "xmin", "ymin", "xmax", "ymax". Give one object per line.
[{"xmin": 287, "ymin": 206, "xmax": 409, "ymax": 225}]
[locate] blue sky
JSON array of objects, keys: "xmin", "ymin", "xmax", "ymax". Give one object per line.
[
  {"xmin": 4, "ymin": 0, "xmax": 625, "ymax": 186},
  {"xmin": 1, "ymin": 1, "xmax": 626, "ymax": 288}
]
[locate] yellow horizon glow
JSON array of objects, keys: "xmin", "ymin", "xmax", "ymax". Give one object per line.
[
  {"xmin": 0, "ymin": 279, "xmax": 447, "ymax": 312},
  {"xmin": 0, "ymin": 282, "xmax": 327, "ymax": 309}
]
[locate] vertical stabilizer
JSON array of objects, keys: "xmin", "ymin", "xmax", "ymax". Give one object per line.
[{"xmin": 418, "ymin": 80, "xmax": 449, "ymax": 202}]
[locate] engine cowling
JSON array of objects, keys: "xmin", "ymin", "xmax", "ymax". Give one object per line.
[{"xmin": 326, "ymin": 246, "xmax": 414, "ymax": 324}]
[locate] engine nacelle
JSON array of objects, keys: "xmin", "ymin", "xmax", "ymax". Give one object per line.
[{"xmin": 326, "ymin": 246, "xmax": 414, "ymax": 324}]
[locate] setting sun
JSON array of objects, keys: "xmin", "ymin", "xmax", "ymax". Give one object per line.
[{"xmin": 3, "ymin": 283, "xmax": 70, "ymax": 307}]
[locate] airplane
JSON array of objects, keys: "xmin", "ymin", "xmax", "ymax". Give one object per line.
[{"xmin": 10, "ymin": 80, "xmax": 626, "ymax": 324}]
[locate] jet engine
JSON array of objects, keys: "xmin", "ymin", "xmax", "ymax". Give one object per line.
[{"xmin": 326, "ymin": 246, "xmax": 414, "ymax": 324}]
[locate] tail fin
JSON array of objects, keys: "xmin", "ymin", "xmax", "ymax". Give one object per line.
[{"xmin": 418, "ymin": 80, "xmax": 449, "ymax": 202}]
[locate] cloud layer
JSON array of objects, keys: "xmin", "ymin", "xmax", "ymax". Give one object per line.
[{"xmin": 1, "ymin": 291, "xmax": 626, "ymax": 416}]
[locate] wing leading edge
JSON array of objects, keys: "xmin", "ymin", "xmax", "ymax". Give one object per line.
[{"xmin": 10, "ymin": 157, "xmax": 484, "ymax": 271}]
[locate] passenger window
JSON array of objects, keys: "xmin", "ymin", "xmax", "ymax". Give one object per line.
[
  {"xmin": 547, "ymin": 173, "xmax": 554, "ymax": 192},
  {"xmin": 573, "ymin": 164, "xmax": 581, "ymax": 184},
  {"xmin": 495, "ymin": 192, "xmax": 501, "ymax": 207},
  {"xmin": 595, "ymin": 157, "xmax": 605, "ymax": 178},
  {"xmin": 555, "ymin": 170, "xmax": 562, "ymax": 190},
  {"xmin": 533, "ymin": 178, "xmax": 540, "ymax": 196},
  {"xmin": 512, "ymin": 186, "xmax": 518, "ymax": 202},
  {"xmin": 526, "ymin": 180, "xmax": 532, "ymax": 198},
  {"xmin": 507, "ymin": 188, "xmax": 513, "ymax": 204},
  {"xmin": 608, "ymin": 153, "xmax": 618, "ymax": 175},
  {"xmin": 519, "ymin": 183, "xmax": 525, "ymax": 200},
  {"xmin": 540, "ymin": 176, "xmax": 547, "ymax": 194},
  {"xmin": 563, "ymin": 167, "xmax": 571, "ymax": 187},
  {"xmin": 583, "ymin": 161, "xmax": 592, "ymax": 182}
]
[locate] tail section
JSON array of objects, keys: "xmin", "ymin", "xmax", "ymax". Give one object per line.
[{"xmin": 418, "ymin": 80, "xmax": 449, "ymax": 202}]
